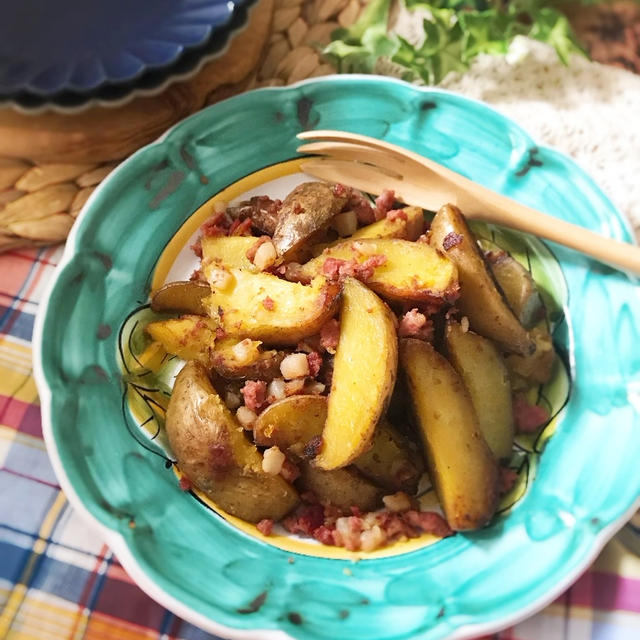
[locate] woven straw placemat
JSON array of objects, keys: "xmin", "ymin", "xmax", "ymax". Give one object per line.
[{"xmin": 0, "ymin": 0, "xmax": 637, "ymax": 253}]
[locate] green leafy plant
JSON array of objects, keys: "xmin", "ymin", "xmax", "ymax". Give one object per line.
[{"xmin": 323, "ymin": 0, "xmax": 594, "ymax": 85}]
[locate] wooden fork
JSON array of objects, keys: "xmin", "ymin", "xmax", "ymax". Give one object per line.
[{"xmin": 297, "ymin": 131, "xmax": 640, "ymax": 275}]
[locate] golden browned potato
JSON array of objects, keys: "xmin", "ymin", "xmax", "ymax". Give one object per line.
[
  {"xmin": 166, "ymin": 361, "xmax": 299, "ymax": 522},
  {"xmin": 201, "ymin": 235, "xmax": 258, "ymax": 271},
  {"xmin": 297, "ymin": 463, "xmax": 383, "ymax": 512},
  {"xmin": 400, "ymin": 338, "xmax": 499, "ymax": 530},
  {"xmin": 354, "ymin": 420, "xmax": 424, "ymax": 494},
  {"xmin": 481, "ymin": 243, "xmax": 545, "ymax": 330},
  {"xmin": 205, "ymin": 269, "xmax": 341, "ymax": 345},
  {"xmin": 253, "ymin": 395, "xmax": 326, "ymax": 457},
  {"xmin": 506, "ymin": 323, "xmax": 555, "ymax": 387},
  {"xmin": 298, "ymin": 238, "xmax": 459, "ymax": 305},
  {"xmin": 429, "ymin": 204, "xmax": 534, "ymax": 355},
  {"xmin": 311, "ymin": 207, "xmax": 426, "ymax": 255},
  {"xmin": 146, "ymin": 315, "xmax": 218, "ymax": 363},
  {"xmin": 445, "ymin": 321, "xmax": 514, "ymax": 461},
  {"xmin": 350, "ymin": 206, "xmax": 425, "ymax": 241},
  {"xmin": 272, "ymin": 182, "xmax": 350, "ymax": 259},
  {"xmin": 210, "ymin": 338, "xmax": 286, "ymax": 381},
  {"xmin": 315, "ymin": 278, "xmax": 398, "ymax": 470},
  {"xmin": 150, "ymin": 281, "xmax": 210, "ymax": 315},
  {"xmin": 254, "ymin": 396, "xmax": 423, "ymax": 493}
]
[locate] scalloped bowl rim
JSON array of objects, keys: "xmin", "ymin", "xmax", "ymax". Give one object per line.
[{"xmin": 33, "ymin": 74, "xmax": 640, "ymax": 640}]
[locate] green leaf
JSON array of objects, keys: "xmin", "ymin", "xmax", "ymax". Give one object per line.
[
  {"xmin": 391, "ymin": 9, "xmax": 468, "ymax": 85},
  {"xmin": 345, "ymin": 0, "xmax": 393, "ymax": 42},
  {"xmin": 459, "ymin": 10, "xmax": 523, "ymax": 61},
  {"xmin": 528, "ymin": 7, "xmax": 587, "ymax": 64},
  {"xmin": 324, "ymin": 0, "xmax": 591, "ymax": 84},
  {"xmin": 322, "ymin": 0, "xmax": 398, "ymax": 74}
]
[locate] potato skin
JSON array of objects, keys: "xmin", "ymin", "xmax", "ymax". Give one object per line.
[
  {"xmin": 429, "ymin": 204, "xmax": 534, "ymax": 355},
  {"xmin": 150, "ymin": 281, "xmax": 209, "ymax": 315},
  {"xmin": 254, "ymin": 395, "xmax": 423, "ymax": 493},
  {"xmin": 354, "ymin": 420, "xmax": 424, "ymax": 494},
  {"xmin": 226, "ymin": 195, "xmax": 281, "ymax": 236},
  {"xmin": 166, "ymin": 361, "xmax": 299, "ymax": 522},
  {"xmin": 253, "ymin": 395, "xmax": 327, "ymax": 457},
  {"xmin": 272, "ymin": 182, "xmax": 349, "ymax": 259},
  {"xmin": 482, "ymin": 244, "xmax": 545, "ymax": 330},
  {"xmin": 445, "ymin": 321, "xmax": 514, "ymax": 461},
  {"xmin": 400, "ymin": 338, "xmax": 499, "ymax": 530},
  {"xmin": 315, "ymin": 278, "xmax": 398, "ymax": 470},
  {"xmin": 297, "ymin": 463, "xmax": 383, "ymax": 513},
  {"xmin": 506, "ymin": 323, "xmax": 555, "ymax": 387}
]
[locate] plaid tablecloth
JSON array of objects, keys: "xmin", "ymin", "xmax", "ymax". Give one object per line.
[{"xmin": 1, "ymin": 245, "xmax": 639, "ymax": 640}]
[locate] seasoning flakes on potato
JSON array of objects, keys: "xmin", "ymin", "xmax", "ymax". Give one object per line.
[
  {"xmin": 142, "ymin": 181, "xmax": 558, "ymax": 552},
  {"xmin": 315, "ymin": 277, "xmax": 398, "ymax": 471}
]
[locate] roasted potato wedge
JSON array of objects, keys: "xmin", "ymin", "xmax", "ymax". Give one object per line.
[
  {"xmin": 166, "ymin": 362, "xmax": 299, "ymax": 522},
  {"xmin": 211, "ymin": 338, "xmax": 286, "ymax": 381},
  {"xmin": 205, "ymin": 270, "xmax": 341, "ymax": 345},
  {"xmin": 506, "ymin": 323, "xmax": 555, "ymax": 387},
  {"xmin": 297, "ymin": 463, "xmax": 383, "ymax": 512},
  {"xmin": 429, "ymin": 204, "xmax": 534, "ymax": 355},
  {"xmin": 272, "ymin": 182, "xmax": 350, "ymax": 259},
  {"xmin": 146, "ymin": 315, "xmax": 218, "ymax": 363},
  {"xmin": 480, "ymin": 242, "xmax": 545, "ymax": 330},
  {"xmin": 351, "ymin": 206, "xmax": 425, "ymax": 241},
  {"xmin": 150, "ymin": 281, "xmax": 210, "ymax": 315},
  {"xmin": 311, "ymin": 206, "xmax": 426, "ymax": 255},
  {"xmin": 226, "ymin": 195, "xmax": 281, "ymax": 236},
  {"xmin": 445, "ymin": 321, "xmax": 514, "ymax": 460},
  {"xmin": 315, "ymin": 278, "xmax": 398, "ymax": 470},
  {"xmin": 298, "ymin": 238, "xmax": 459, "ymax": 305},
  {"xmin": 201, "ymin": 235, "xmax": 258, "ymax": 271},
  {"xmin": 354, "ymin": 420, "xmax": 424, "ymax": 493},
  {"xmin": 400, "ymin": 338, "xmax": 499, "ymax": 530},
  {"xmin": 253, "ymin": 394, "xmax": 327, "ymax": 456},
  {"xmin": 254, "ymin": 395, "xmax": 422, "ymax": 492}
]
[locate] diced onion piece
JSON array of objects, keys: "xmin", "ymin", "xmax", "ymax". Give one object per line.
[
  {"xmin": 267, "ymin": 378, "xmax": 287, "ymax": 402},
  {"xmin": 262, "ymin": 446, "xmax": 286, "ymax": 475},
  {"xmin": 231, "ymin": 338, "xmax": 260, "ymax": 365},
  {"xmin": 351, "ymin": 240, "xmax": 378, "ymax": 256},
  {"xmin": 332, "ymin": 210, "xmax": 358, "ymax": 237},
  {"xmin": 360, "ymin": 525, "xmax": 386, "ymax": 551},
  {"xmin": 280, "ymin": 353, "xmax": 310, "ymax": 379},
  {"xmin": 305, "ymin": 381, "xmax": 326, "ymax": 395},
  {"xmin": 461, "ymin": 316, "xmax": 470, "ymax": 333},
  {"xmin": 252, "ymin": 240, "xmax": 277, "ymax": 270},
  {"xmin": 208, "ymin": 267, "xmax": 234, "ymax": 290},
  {"xmin": 284, "ymin": 378, "xmax": 306, "ymax": 396},
  {"xmin": 225, "ymin": 391, "xmax": 242, "ymax": 410},
  {"xmin": 236, "ymin": 405, "xmax": 258, "ymax": 429},
  {"xmin": 382, "ymin": 491, "xmax": 412, "ymax": 512}
]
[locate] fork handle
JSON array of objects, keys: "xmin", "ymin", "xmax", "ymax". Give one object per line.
[{"xmin": 457, "ymin": 188, "xmax": 640, "ymax": 275}]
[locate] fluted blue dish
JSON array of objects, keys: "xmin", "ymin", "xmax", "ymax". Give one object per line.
[
  {"xmin": 0, "ymin": 0, "xmax": 252, "ymax": 97},
  {"xmin": 33, "ymin": 76, "xmax": 640, "ymax": 640}
]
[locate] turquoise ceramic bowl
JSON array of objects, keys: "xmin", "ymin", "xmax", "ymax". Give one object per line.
[{"xmin": 34, "ymin": 76, "xmax": 640, "ymax": 639}]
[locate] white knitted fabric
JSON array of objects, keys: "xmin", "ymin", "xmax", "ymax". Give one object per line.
[{"xmin": 380, "ymin": 9, "xmax": 640, "ymax": 237}]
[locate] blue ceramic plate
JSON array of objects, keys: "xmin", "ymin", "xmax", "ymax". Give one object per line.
[
  {"xmin": 34, "ymin": 76, "xmax": 640, "ymax": 640},
  {"xmin": 0, "ymin": 0, "xmax": 252, "ymax": 97}
]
